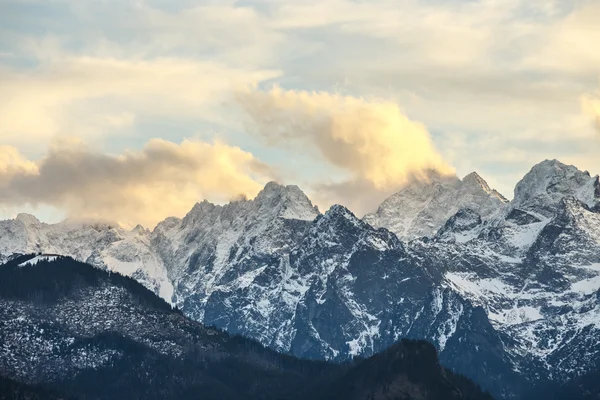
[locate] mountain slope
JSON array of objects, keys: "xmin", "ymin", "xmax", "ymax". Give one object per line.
[
  {"xmin": 151, "ymin": 182, "xmax": 320, "ymax": 326},
  {"xmin": 180, "ymin": 203, "xmax": 522, "ymax": 398},
  {"xmin": 411, "ymin": 160, "xmax": 600, "ymax": 384},
  {"xmin": 0, "ymin": 256, "xmax": 492, "ymax": 400}
]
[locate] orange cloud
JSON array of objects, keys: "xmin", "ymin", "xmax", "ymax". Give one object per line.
[
  {"xmin": 236, "ymin": 86, "xmax": 454, "ymax": 214},
  {"xmin": 582, "ymin": 89, "xmax": 600, "ymax": 134}
]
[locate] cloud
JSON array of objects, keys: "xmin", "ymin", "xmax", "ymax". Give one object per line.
[
  {"xmin": 3, "ymin": 0, "xmax": 600, "ymax": 221},
  {"xmin": 0, "ymin": 138, "xmax": 275, "ymax": 228},
  {"xmin": 0, "ymin": 145, "xmax": 38, "ymax": 178},
  {"xmin": 236, "ymin": 86, "xmax": 454, "ymax": 214},
  {"xmin": 582, "ymin": 88, "xmax": 600, "ymax": 134},
  {"xmin": 520, "ymin": 2, "xmax": 600, "ymax": 73},
  {"xmin": 0, "ymin": 51, "xmax": 280, "ymax": 146}
]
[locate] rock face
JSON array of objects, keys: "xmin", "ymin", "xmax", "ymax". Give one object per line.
[
  {"xmin": 151, "ymin": 182, "xmax": 320, "ymax": 326},
  {"xmin": 153, "ymin": 197, "xmax": 520, "ymax": 397},
  {"xmin": 363, "ymin": 171, "xmax": 508, "ymax": 241},
  {"xmin": 0, "ymin": 256, "xmax": 494, "ymax": 400},
  {"xmin": 1, "ymin": 160, "xmax": 600, "ymax": 399}
]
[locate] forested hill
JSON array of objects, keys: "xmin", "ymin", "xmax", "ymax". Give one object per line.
[{"xmin": 0, "ymin": 255, "xmax": 492, "ymax": 400}]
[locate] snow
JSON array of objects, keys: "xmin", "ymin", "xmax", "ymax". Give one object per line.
[
  {"xmin": 437, "ymin": 301, "xmax": 462, "ymax": 352},
  {"xmin": 233, "ymin": 266, "xmax": 267, "ymax": 290},
  {"xmin": 346, "ymin": 320, "xmax": 381, "ymax": 357},
  {"xmin": 571, "ymin": 275, "xmax": 600, "ymax": 295},
  {"xmin": 452, "ymin": 230, "xmax": 480, "ymax": 243},
  {"xmin": 445, "ymin": 272, "xmax": 511, "ymax": 300},
  {"xmin": 502, "ymin": 307, "xmax": 543, "ymax": 325},
  {"xmin": 19, "ymin": 255, "xmax": 58, "ymax": 266},
  {"xmin": 102, "ymin": 256, "xmax": 140, "ymax": 275},
  {"xmin": 574, "ymin": 263, "xmax": 600, "ymax": 272},
  {"xmin": 505, "ymin": 218, "xmax": 550, "ymax": 249},
  {"xmin": 364, "ymin": 171, "xmax": 507, "ymax": 240}
]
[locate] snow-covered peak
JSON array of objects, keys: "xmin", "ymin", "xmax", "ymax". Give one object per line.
[
  {"xmin": 320, "ymin": 204, "xmax": 363, "ymax": 228},
  {"xmin": 131, "ymin": 224, "xmax": 149, "ymax": 235},
  {"xmin": 462, "ymin": 172, "xmax": 508, "ymax": 203},
  {"xmin": 254, "ymin": 181, "xmax": 320, "ymax": 221},
  {"xmin": 325, "ymin": 204, "xmax": 356, "ymax": 218},
  {"xmin": 363, "ymin": 172, "xmax": 506, "ymax": 240},
  {"xmin": 15, "ymin": 213, "xmax": 41, "ymax": 225},
  {"xmin": 150, "ymin": 181, "xmax": 321, "ymax": 310},
  {"xmin": 257, "ymin": 180, "xmax": 287, "ymax": 196},
  {"xmin": 181, "ymin": 182, "xmax": 319, "ymax": 225},
  {"xmin": 191, "ymin": 199, "xmax": 218, "ymax": 212},
  {"xmin": 512, "ymin": 159, "xmax": 599, "ymax": 217}
]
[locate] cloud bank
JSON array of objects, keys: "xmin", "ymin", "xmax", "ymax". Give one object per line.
[
  {"xmin": 0, "ymin": 139, "xmax": 274, "ymax": 228},
  {"xmin": 582, "ymin": 88, "xmax": 600, "ymax": 134},
  {"xmin": 236, "ymin": 86, "xmax": 454, "ymax": 214},
  {"xmin": 0, "ymin": 53, "xmax": 280, "ymax": 146}
]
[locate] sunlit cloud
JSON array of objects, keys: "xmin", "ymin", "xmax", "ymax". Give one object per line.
[
  {"xmin": 582, "ymin": 85, "xmax": 600, "ymax": 134},
  {"xmin": 0, "ymin": 50, "xmax": 280, "ymax": 146},
  {"xmin": 236, "ymin": 86, "xmax": 454, "ymax": 214}
]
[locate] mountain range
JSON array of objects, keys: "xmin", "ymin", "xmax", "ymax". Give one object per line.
[{"xmin": 1, "ymin": 159, "xmax": 599, "ymax": 399}]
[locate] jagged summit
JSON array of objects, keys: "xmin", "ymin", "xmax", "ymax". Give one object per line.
[
  {"xmin": 259, "ymin": 180, "xmax": 288, "ymax": 194},
  {"xmin": 462, "ymin": 172, "xmax": 508, "ymax": 203},
  {"xmin": 324, "ymin": 204, "xmax": 356, "ymax": 219},
  {"xmin": 363, "ymin": 171, "xmax": 507, "ymax": 240},
  {"xmin": 314, "ymin": 204, "xmax": 368, "ymax": 234},
  {"xmin": 131, "ymin": 224, "xmax": 149, "ymax": 235},
  {"xmin": 184, "ymin": 182, "xmax": 320, "ymax": 223},
  {"xmin": 254, "ymin": 181, "xmax": 320, "ymax": 221},
  {"xmin": 512, "ymin": 159, "xmax": 599, "ymax": 217},
  {"xmin": 187, "ymin": 199, "xmax": 219, "ymax": 217},
  {"xmin": 257, "ymin": 181, "xmax": 307, "ymax": 197}
]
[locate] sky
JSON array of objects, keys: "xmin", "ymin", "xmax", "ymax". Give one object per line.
[{"xmin": 1, "ymin": 0, "xmax": 600, "ymax": 228}]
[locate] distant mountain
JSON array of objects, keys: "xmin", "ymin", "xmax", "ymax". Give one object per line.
[
  {"xmin": 363, "ymin": 171, "xmax": 507, "ymax": 241},
  {"xmin": 0, "ymin": 256, "xmax": 492, "ymax": 400},
  {"xmin": 1, "ymin": 159, "xmax": 600, "ymax": 399},
  {"xmin": 0, "ymin": 216, "xmax": 172, "ymax": 300}
]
